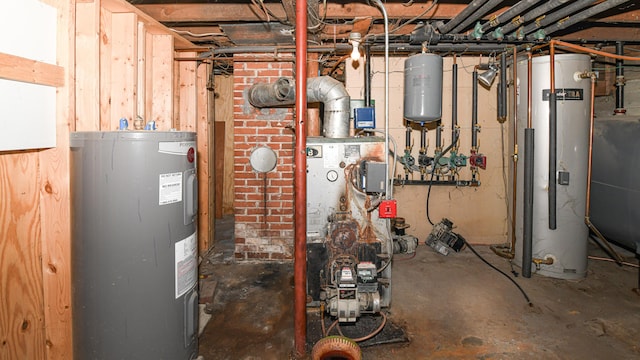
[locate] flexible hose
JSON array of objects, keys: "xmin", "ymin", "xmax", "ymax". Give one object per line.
[
  {"xmin": 464, "ymin": 240, "xmax": 533, "ymax": 306},
  {"xmin": 336, "ymin": 312, "xmax": 388, "ymax": 342}
]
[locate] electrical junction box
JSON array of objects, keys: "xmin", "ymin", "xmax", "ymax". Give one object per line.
[
  {"xmin": 379, "ymin": 199, "xmax": 397, "ymax": 218},
  {"xmin": 360, "ymin": 160, "xmax": 386, "ymax": 194},
  {"xmin": 354, "ymin": 107, "xmax": 376, "ymax": 129}
]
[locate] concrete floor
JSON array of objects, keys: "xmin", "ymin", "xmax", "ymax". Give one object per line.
[{"xmin": 198, "ymin": 216, "xmax": 640, "ymax": 359}]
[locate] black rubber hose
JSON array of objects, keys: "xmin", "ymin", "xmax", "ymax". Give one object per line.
[
  {"xmin": 523, "ymin": 128, "xmax": 535, "ymax": 278},
  {"xmin": 472, "ymin": 70, "xmax": 478, "ymax": 149},
  {"xmin": 549, "ymin": 93, "xmax": 557, "ymax": 230},
  {"xmin": 405, "ymin": 126, "xmax": 411, "ymax": 149},
  {"xmin": 463, "ymin": 239, "xmax": 533, "ymax": 306}
]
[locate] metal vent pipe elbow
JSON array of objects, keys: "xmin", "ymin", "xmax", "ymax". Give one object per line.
[{"xmin": 248, "ymin": 76, "xmax": 351, "ymax": 138}]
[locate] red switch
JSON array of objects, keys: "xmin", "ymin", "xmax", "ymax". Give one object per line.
[{"xmin": 379, "ymin": 199, "xmax": 397, "ymax": 218}]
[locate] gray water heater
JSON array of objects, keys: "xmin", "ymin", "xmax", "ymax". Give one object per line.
[
  {"xmin": 70, "ymin": 131, "xmax": 199, "ymax": 360},
  {"xmin": 403, "ymin": 53, "xmax": 443, "ymax": 122}
]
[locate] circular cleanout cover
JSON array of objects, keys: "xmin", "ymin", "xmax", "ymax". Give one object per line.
[{"xmin": 249, "ymin": 146, "xmax": 277, "ymax": 173}]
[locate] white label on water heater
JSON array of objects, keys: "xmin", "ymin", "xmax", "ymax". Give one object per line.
[
  {"xmin": 175, "ymin": 232, "xmax": 197, "ymax": 299},
  {"xmin": 159, "ymin": 172, "xmax": 183, "ymax": 205}
]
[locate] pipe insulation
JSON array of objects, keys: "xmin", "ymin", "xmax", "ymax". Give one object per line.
[
  {"xmin": 531, "ymin": 0, "xmax": 632, "ymax": 40},
  {"xmin": 513, "ymin": 0, "xmax": 594, "ymax": 40},
  {"xmin": 437, "ymin": 0, "xmax": 490, "ymax": 34},
  {"xmin": 248, "ymin": 76, "xmax": 351, "ymax": 138},
  {"xmin": 523, "ymin": 128, "xmax": 534, "ymax": 278},
  {"xmin": 472, "ymin": 70, "xmax": 479, "ymax": 149},
  {"xmin": 615, "ymin": 41, "xmax": 625, "ymax": 114},
  {"xmin": 471, "ymin": 0, "xmax": 544, "ymax": 39},
  {"xmin": 487, "ymin": 0, "xmax": 570, "ymax": 40},
  {"xmin": 449, "ymin": 0, "xmax": 505, "ymax": 35}
]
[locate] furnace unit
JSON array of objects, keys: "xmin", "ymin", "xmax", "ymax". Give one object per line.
[
  {"xmin": 306, "ymin": 136, "xmax": 392, "ymax": 322},
  {"xmin": 70, "ymin": 131, "xmax": 199, "ymax": 360}
]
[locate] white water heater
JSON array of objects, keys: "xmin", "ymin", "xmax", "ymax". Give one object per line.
[{"xmin": 512, "ymin": 54, "xmax": 592, "ymax": 279}]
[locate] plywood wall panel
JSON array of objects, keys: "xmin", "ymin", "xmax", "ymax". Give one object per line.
[
  {"xmin": 75, "ymin": 0, "xmax": 100, "ymax": 131},
  {"xmin": 214, "ymin": 74, "xmax": 235, "ymax": 215},
  {"xmin": 178, "ymin": 52, "xmax": 197, "ymax": 132},
  {"xmin": 196, "ymin": 62, "xmax": 213, "ymax": 253},
  {"xmin": 40, "ymin": 1, "xmax": 74, "ymax": 358},
  {"xmin": 110, "ymin": 12, "xmax": 138, "ymax": 128},
  {"xmin": 0, "ymin": 154, "xmax": 47, "ymax": 360},
  {"xmin": 136, "ymin": 21, "xmax": 147, "ymax": 127},
  {"xmin": 99, "ymin": 7, "xmax": 113, "ymax": 130},
  {"xmin": 149, "ymin": 34, "xmax": 174, "ymax": 130}
]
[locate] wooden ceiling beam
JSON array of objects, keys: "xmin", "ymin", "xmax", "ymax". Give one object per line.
[
  {"xmin": 135, "ymin": 3, "xmax": 498, "ymax": 23},
  {"xmin": 136, "ymin": 3, "xmax": 640, "ymax": 25}
]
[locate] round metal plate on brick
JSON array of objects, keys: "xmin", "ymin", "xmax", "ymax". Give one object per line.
[{"xmin": 249, "ymin": 146, "xmax": 277, "ymax": 173}]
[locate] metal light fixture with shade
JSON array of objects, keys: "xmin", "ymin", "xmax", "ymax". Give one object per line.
[{"xmin": 478, "ymin": 63, "xmax": 499, "ymax": 88}]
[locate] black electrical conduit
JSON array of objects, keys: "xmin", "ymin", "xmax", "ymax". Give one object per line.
[
  {"xmin": 469, "ymin": 0, "xmax": 544, "ymax": 40},
  {"xmin": 487, "ymin": 0, "xmax": 570, "ymax": 41},
  {"xmin": 449, "ymin": 0, "xmax": 506, "ymax": 35},
  {"xmin": 437, "ymin": 0, "xmax": 490, "ymax": 34},
  {"xmin": 530, "ymin": 0, "xmax": 632, "ymax": 41}
]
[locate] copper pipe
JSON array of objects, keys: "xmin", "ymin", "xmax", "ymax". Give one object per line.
[
  {"xmin": 510, "ymin": 46, "xmax": 518, "ymax": 256},
  {"xmin": 583, "ymin": 74, "xmax": 625, "ymax": 265},
  {"xmin": 294, "ymin": 0, "xmax": 308, "ymax": 356},
  {"xmin": 551, "ymin": 40, "xmax": 640, "ymax": 62},
  {"xmin": 533, "ymin": 40, "xmax": 640, "ymax": 62},
  {"xmin": 549, "ymin": 43, "xmax": 555, "ymax": 93}
]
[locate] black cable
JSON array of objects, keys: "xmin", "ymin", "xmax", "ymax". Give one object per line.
[
  {"xmin": 463, "ymin": 238, "xmax": 533, "ymax": 307},
  {"xmin": 426, "ymin": 133, "xmax": 459, "ymax": 226}
]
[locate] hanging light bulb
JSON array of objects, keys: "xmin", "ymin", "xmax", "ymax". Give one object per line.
[{"xmin": 349, "ymin": 32, "xmax": 362, "ymax": 62}]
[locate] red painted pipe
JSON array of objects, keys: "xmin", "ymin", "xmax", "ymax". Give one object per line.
[{"xmin": 294, "ymin": 0, "xmax": 308, "ymax": 357}]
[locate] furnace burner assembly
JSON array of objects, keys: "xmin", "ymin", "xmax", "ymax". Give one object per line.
[{"xmin": 306, "ymin": 137, "xmax": 392, "ymax": 323}]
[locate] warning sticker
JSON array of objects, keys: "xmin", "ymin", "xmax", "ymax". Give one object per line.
[
  {"xmin": 159, "ymin": 172, "xmax": 183, "ymax": 205},
  {"xmin": 175, "ymin": 232, "xmax": 197, "ymax": 299}
]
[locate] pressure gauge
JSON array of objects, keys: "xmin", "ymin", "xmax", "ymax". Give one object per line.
[{"xmin": 326, "ymin": 170, "xmax": 338, "ymax": 182}]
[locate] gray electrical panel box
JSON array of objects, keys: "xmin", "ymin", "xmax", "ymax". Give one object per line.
[{"xmin": 361, "ymin": 160, "xmax": 387, "ymax": 194}]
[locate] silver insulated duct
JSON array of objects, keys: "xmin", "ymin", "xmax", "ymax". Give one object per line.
[{"xmin": 248, "ymin": 76, "xmax": 351, "ymax": 138}]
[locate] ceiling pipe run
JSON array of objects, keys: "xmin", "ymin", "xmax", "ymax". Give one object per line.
[
  {"xmin": 448, "ymin": 0, "xmax": 505, "ymax": 35},
  {"xmin": 437, "ymin": 0, "xmax": 490, "ymax": 34},
  {"xmin": 525, "ymin": 0, "xmax": 629, "ymax": 40},
  {"xmin": 248, "ymin": 76, "xmax": 351, "ymax": 138},
  {"xmin": 487, "ymin": 0, "xmax": 570, "ymax": 41},
  {"xmin": 294, "ymin": 0, "xmax": 308, "ymax": 356},
  {"xmin": 468, "ymin": 0, "xmax": 544, "ymax": 41}
]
